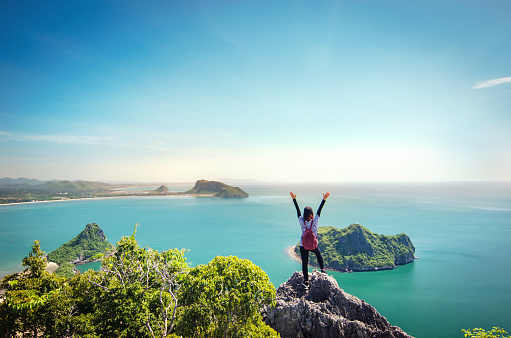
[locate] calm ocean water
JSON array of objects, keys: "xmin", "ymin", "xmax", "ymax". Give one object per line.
[{"xmin": 1, "ymin": 182, "xmax": 510, "ymax": 337}]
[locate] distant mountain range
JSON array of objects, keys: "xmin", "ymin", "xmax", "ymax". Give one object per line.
[
  {"xmin": 0, "ymin": 178, "xmax": 112, "ymax": 192},
  {"xmin": 0, "ymin": 177, "xmax": 47, "ymax": 186}
]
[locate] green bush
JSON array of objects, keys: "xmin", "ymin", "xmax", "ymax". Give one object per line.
[
  {"xmin": 54, "ymin": 262, "xmax": 75, "ymax": 279},
  {"xmin": 462, "ymin": 327, "xmax": 509, "ymax": 338},
  {"xmin": 176, "ymin": 255, "xmax": 278, "ymax": 337},
  {"xmin": 1, "ymin": 227, "xmax": 278, "ymax": 337}
]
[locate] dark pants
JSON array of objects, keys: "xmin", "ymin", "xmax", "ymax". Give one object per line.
[{"xmin": 300, "ymin": 245, "xmax": 324, "ymax": 281}]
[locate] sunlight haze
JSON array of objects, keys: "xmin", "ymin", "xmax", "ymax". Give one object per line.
[{"xmin": 1, "ymin": 1, "xmax": 510, "ymax": 182}]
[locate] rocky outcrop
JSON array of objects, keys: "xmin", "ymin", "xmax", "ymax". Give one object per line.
[
  {"xmin": 155, "ymin": 185, "xmax": 170, "ymax": 193},
  {"xmin": 264, "ymin": 270, "xmax": 413, "ymax": 338},
  {"xmin": 80, "ymin": 223, "xmax": 107, "ymax": 241},
  {"xmin": 185, "ymin": 179, "xmax": 249, "ymax": 198},
  {"xmin": 47, "ymin": 223, "xmax": 113, "ymax": 265}
]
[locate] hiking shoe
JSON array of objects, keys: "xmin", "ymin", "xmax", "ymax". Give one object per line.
[
  {"xmin": 321, "ymin": 269, "xmax": 327, "ymax": 275},
  {"xmin": 302, "ymin": 280, "xmax": 310, "ymax": 290}
]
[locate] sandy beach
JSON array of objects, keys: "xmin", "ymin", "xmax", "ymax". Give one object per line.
[
  {"xmin": 0, "ymin": 193, "xmax": 217, "ymax": 207},
  {"xmin": 286, "ymin": 246, "xmax": 301, "ymax": 264},
  {"xmin": 287, "ymin": 245, "xmax": 341, "ymax": 273},
  {"xmin": 46, "ymin": 262, "xmax": 59, "ymax": 274}
]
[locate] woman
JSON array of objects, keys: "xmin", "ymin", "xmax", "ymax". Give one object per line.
[{"xmin": 290, "ymin": 191, "xmax": 330, "ymax": 289}]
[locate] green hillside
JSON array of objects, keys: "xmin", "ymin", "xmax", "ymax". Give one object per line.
[
  {"xmin": 37, "ymin": 180, "xmax": 112, "ymax": 193},
  {"xmin": 296, "ymin": 224, "xmax": 415, "ymax": 271},
  {"xmin": 185, "ymin": 179, "xmax": 249, "ymax": 198},
  {"xmin": 47, "ymin": 223, "xmax": 114, "ymax": 266}
]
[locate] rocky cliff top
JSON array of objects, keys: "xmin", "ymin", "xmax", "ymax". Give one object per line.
[{"xmin": 264, "ymin": 270, "xmax": 413, "ymax": 338}]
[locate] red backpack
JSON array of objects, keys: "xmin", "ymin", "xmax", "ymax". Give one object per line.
[{"xmin": 302, "ymin": 222, "xmax": 318, "ymax": 250}]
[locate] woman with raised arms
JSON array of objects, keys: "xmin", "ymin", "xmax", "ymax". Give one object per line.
[{"xmin": 290, "ymin": 191, "xmax": 330, "ymax": 289}]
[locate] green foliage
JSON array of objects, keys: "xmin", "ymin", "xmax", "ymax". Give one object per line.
[
  {"xmin": 37, "ymin": 180, "xmax": 112, "ymax": 193},
  {"xmin": 91, "ymin": 252, "xmax": 104, "ymax": 260},
  {"xmin": 462, "ymin": 327, "xmax": 509, "ymax": 338},
  {"xmin": 1, "ymin": 227, "xmax": 279, "ymax": 337},
  {"xmin": 54, "ymin": 262, "xmax": 76, "ymax": 278},
  {"xmin": 47, "ymin": 223, "xmax": 113, "ymax": 265},
  {"xmin": 89, "ymin": 225, "xmax": 189, "ymax": 337},
  {"xmin": 176, "ymin": 255, "xmax": 277, "ymax": 338},
  {"xmin": 22, "ymin": 240, "xmax": 47, "ymax": 278},
  {"xmin": 296, "ymin": 224, "xmax": 415, "ymax": 271},
  {"xmin": 0, "ymin": 260, "xmax": 69, "ymax": 337}
]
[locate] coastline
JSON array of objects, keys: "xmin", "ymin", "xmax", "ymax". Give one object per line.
[
  {"xmin": 286, "ymin": 245, "xmax": 301, "ymax": 264},
  {"xmin": 0, "ymin": 193, "xmax": 217, "ymax": 207},
  {"xmin": 46, "ymin": 262, "xmax": 59, "ymax": 274},
  {"xmin": 285, "ymin": 246, "xmax": 350, "ymax": 273},
  {"xmin": 285, "ymin": 245, "xmax": 332, "ymax": 272}
]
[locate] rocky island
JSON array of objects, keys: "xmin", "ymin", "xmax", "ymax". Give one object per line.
[
  {"xmin": 47, "ymin": 223, "xmax": 113, "ymax": 278},
  {"xmin": 294, "ymin": 224, "xmax": 415, "ymax": 272},
  {"xmin": 185, "ymin": 179, "xmax": 249, "ymax": 198}
]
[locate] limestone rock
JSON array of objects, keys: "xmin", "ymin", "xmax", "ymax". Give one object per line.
[{"xmin": 264, "ymin": 270, "xmax": 413, "ymax": 338}]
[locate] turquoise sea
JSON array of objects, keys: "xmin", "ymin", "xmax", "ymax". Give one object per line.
[{"xmin": 1, "ymin": 182, "xmax": 510, "ymax": 338}]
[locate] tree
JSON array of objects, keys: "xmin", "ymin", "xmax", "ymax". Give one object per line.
[
  {"xmin": 0, "ymin": 241, "xmax": 70, "ymax": 337},
  {"xmin": 176, "ymin": 255, "xmax": 278, "ymax": 338},
  {"xmin": 88, "ymin": 225, "xmax": 189, "ymax": 337},
  {"xmin": 22, "ymin": 240, "xmax": 47, "ymax": 278}
]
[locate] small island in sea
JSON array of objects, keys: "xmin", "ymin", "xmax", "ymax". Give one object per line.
[
  {"xmin": 293, "ymin": 224, "xmax": 415, "ymax": 272},
  {"xmin": 185, "ymin": 179, "xmax": 249, "ymax": 198},
  {"xmin": 47, "ymin": 223, "xmax": 114, "ymax": 278},
  {"xmin": 0, "ymin": 177, "xmax": 249, "ymax": 204}
]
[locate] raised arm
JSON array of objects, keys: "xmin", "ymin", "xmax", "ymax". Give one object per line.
[
  {"xmin": 316, "ymin": 192, "xmax": 330, "ymax": 217},
  {"xmin": 290, "ymin": 192, "xmax": 301, "ymax": 218}
]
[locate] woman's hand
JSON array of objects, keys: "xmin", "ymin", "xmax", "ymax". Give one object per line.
[
  {"xmin": 290, "ymin": 192, "xmax": 297, "ymax": 199},
  {"xmin": 323, "ymin": 192, "xmax": 330, "ymax": 200}
]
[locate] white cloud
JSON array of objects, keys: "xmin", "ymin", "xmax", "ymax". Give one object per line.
[
  {"xmin": 0, "ymin": 131, "xmax": 123, "ymax": 146},
  {"xmin": 472, "ymin": 77, "xmax": 511, "ymax": 89}
]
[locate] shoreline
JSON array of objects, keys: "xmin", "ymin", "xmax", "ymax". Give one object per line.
[
  {"xmin": 285, "ymin": 245, "xmax": 331, "ymax": 271},
  {"xmin": 286, "ymin": 246, "xmax": 301, "ymax": 264},
  {"xmin": 0, "ymin": 193, "xmax": 217, "ymax": 207},
  {"xmin": 285, "ymin": 246, "xmax": 353, "ymax": 273}
]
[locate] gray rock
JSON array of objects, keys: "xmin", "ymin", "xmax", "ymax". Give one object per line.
[{"xmin": 264, "ymin": 270, "xmax": 414, "ymax": 338}]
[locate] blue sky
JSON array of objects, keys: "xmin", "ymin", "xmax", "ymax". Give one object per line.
[{"xmin": 1, "ymin": 0, "xmax": 510, "ymax": 182}]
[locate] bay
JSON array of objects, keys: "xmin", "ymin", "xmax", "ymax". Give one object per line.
[{"xmin": 1, "ymin": 182, "xmax": 510, "ymax": 337}]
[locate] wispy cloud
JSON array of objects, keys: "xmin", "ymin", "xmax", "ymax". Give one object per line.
[
  {"xmin": 472, "ymin": 76, "xmax": 511, "ymax": 89},
  {"xmin": 0, "ymin": 131, "xmax": 125, "ymax": 146}
]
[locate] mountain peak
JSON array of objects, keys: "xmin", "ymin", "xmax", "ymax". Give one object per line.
[{"xmin": 265, "ymin": 270, "xmax": 413, "ymax": 337}]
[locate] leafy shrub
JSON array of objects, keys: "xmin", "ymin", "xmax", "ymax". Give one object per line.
[{"xmin": 462, "ymin": 327, "xmax": 509, "ymax": 338}]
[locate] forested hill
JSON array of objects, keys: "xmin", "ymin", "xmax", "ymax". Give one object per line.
[
  {"xmin": 296, "ymin": 224, "xmax": 415, "ymax": 272},
  {"xmin": 47, "ymin": 223, "xmax": 113, "ymax": 265},
  {"xmin": 36, "ymin": 180, "xmax": 112, "ymax": 193},
  {"xmin": 0, "ymin": 179, "xmax": 116, "ymax": 204},
  {"xmin": 185, "ymin": 179, "xmax": 249, "ymax": 198}
]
